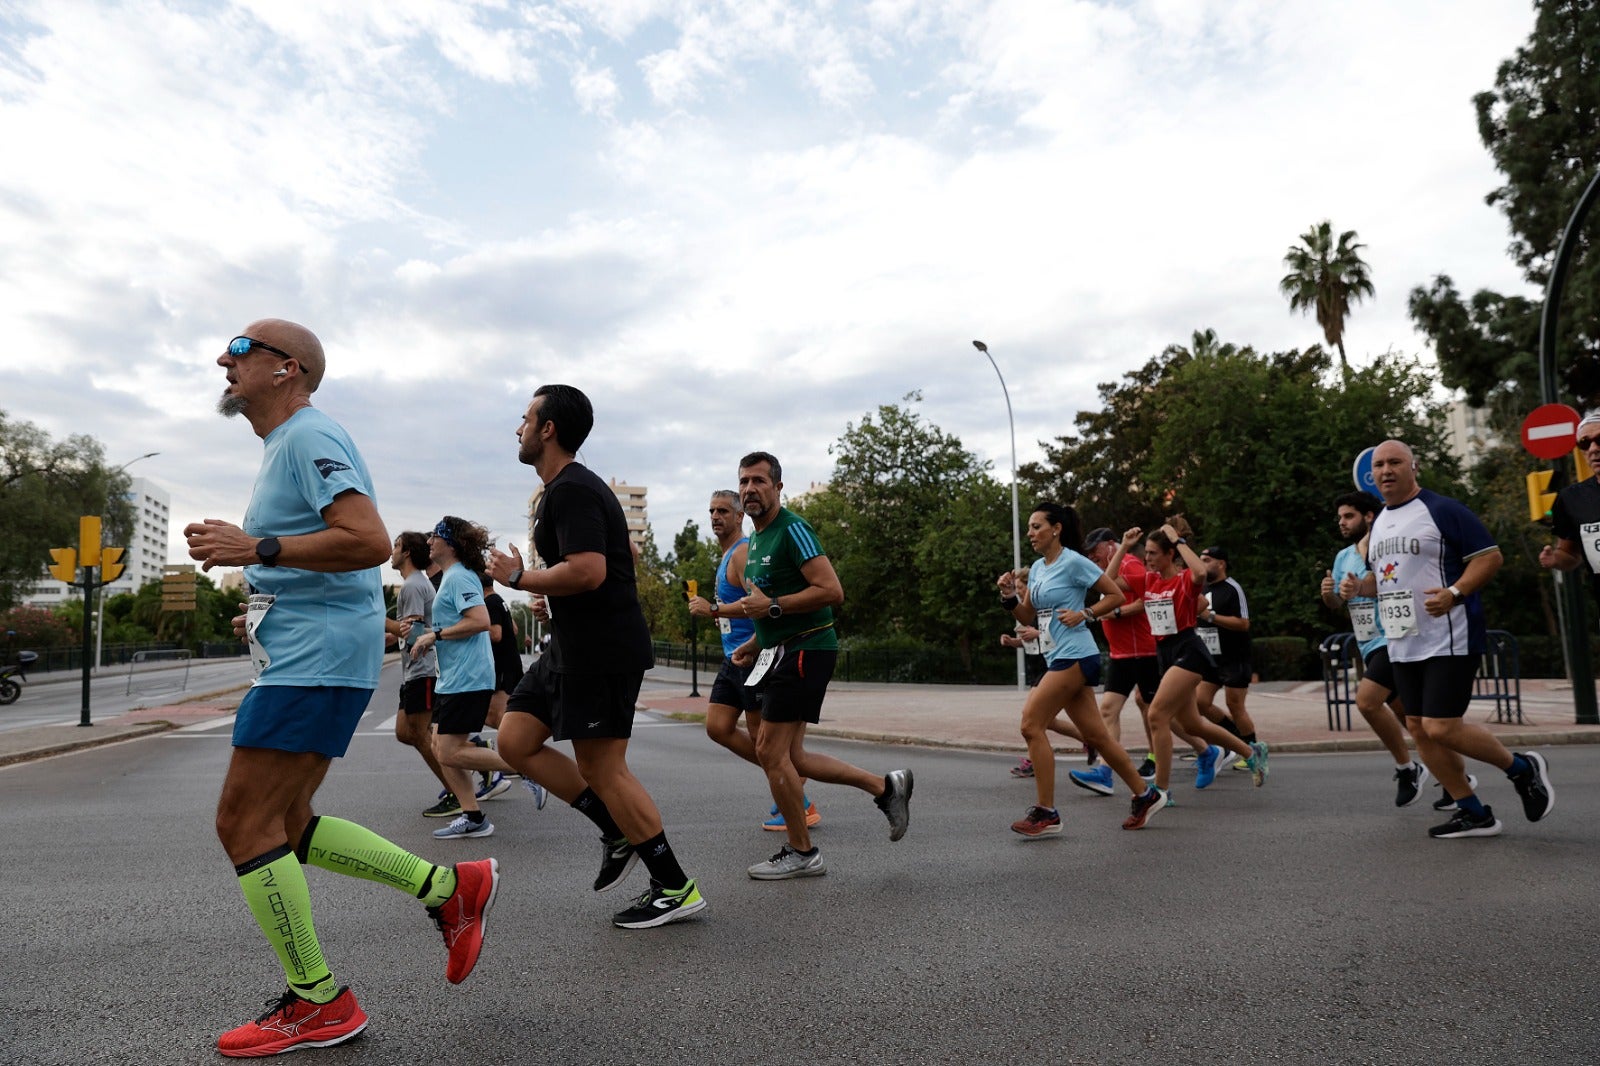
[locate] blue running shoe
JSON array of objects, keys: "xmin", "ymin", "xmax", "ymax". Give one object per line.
[
  {"xmin": 1069, "ymin": 764, "xmax": 1115, "ymax": 796},
  {"xmin": 1195, "ymin": 745, "xmax": 1222, "ymax": 789}
]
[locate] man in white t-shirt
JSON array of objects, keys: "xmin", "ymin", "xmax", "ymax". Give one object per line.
[{"xmin": 1347, "ymin": 440, "xmax": 1553, "ymax": 839}]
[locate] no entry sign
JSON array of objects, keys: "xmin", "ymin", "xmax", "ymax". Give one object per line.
[{"xmin": 1522, "ymin": 403, "xmax": 1581, "ymax": 460}]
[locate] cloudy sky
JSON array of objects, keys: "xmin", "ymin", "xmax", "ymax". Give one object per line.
[{"xmin": 1, "ymin": 0, "xmax": 1537, "ymax": 580}]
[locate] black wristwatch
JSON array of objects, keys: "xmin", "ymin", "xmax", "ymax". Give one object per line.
[
  {"xmin": 507, "ymin": 568, "xmax": 524, "ymax": 590},
  {"xmin": 433, "ymin": 626, "xmax": 443, "ymax": 641},
  {"xmin": 767, "ymin": 600, "xmax": 784, "ymax": 619},
  {"xmin": 256, "ymin": 537, "xmax": 282, "ymax": 567}
]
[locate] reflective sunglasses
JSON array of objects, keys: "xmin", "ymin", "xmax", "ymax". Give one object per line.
[
  {"xmin": 1579, "ymin": 435, "xmax": 1600, "ymax": 450},
  {"xmin": 227, "ymin": 336, "xmax": 294, "ymax": 360}
]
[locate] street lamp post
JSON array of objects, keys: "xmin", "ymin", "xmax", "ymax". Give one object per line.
[
  {"xmin": 973, "ymin": 340, "xmax": 1026, "ymax": 691},
  {"xmin": 94, "ymin": 451, "xmax": 159, "ymax": 673}
]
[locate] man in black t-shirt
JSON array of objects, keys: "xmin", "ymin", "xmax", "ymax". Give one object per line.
[
  {"xmin": 487, "ymin": 384, "xmax": 703, "ymax": 930},
  {"xmin": 1540, "ymin": 413, "xmax": 1600, "ymax": 605}
]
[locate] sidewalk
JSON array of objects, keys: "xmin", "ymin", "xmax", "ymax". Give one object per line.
[
  {"xmin": 6, "ymin": 668, "xmax": 1600, "ymax": 770},
  {"xmin": 637, "ymin": 672, "xmax": 1600, "ymax": 755}
]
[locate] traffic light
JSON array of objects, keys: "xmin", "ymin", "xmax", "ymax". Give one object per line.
[
  {"xmin": 100, "ymin": 547, "xmax": 126, "ymax": 584},
  {"xmin": 78, "ymin": 515, "xmax": 102, "ymax": 568},
  {"xmin": 48, "ymin": 547, "xmax": 77, "ymax": 583},
  {"xmin": 1528, "ymin": 469, "xmax": 1557, "ymax": 523},
  {"xmin": 685, "ymin": 579, "xmax": 698, "ymax": 599},
  {"xmin": 1577, "ymin": 446, "xmax": 1595, "ymax": 483}
]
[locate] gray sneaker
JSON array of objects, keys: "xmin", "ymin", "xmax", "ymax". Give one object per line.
[
  {"xmin": 875, "ymin": 768, "xmax": 913, "ymax": 841},
  {"xmin": 748, "ymin": 845, "xmax": 827, "ymax": 880},
  {"xmin": 432, "ymin": 813, "xmax": 495, "ymax": 840}
]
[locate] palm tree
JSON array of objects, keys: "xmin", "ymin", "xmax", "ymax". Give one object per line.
[{"xmin": 1279, "ymin": 220, "xmax": 1375, "ymax": 377}]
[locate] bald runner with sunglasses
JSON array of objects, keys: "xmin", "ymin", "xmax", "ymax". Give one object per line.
[
  {"xmin": 1540, "ymin": 412, "xmax": 1600, "ymax": 607},
  {"xmin": 187, "ymin": 320, "xmax": 497, "ymax": 1057}
]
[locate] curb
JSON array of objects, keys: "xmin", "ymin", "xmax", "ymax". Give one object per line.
[{"xmin": 651, "ymin": 708, "xmax": 1600, "ymax": 756}]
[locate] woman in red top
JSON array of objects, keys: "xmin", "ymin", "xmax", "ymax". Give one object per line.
[{"xmin": 1125, "ymin": 523, "xmax": 1263, "ymax": 830}]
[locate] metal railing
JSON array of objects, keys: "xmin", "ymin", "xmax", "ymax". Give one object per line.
[{"xmin": 1320, "ymin": 630, "xmax": 1522, "ymax": 729}]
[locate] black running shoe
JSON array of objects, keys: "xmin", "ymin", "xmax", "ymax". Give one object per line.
[
  {"xmin": 1394, "ymin": 761, "xmax": 1431, "ymax": 808},
  {"xmin": 1431, "ymin": 774, "xmax": 1478, "ymax": 812},
  {"xmin": 1428, "ymin": 805, "xmax": 1502, "ymax": 839},
  {"xmin": 593, "ymin": 835, "xmax": 638, "ymax": 893},
  {"xmin": 875, "ymin": 769, "xmax": 913, "ymax": 841},
  {"xmin": 1510, "ymin": 751, "xmax": 1554, "ymax": 822}
]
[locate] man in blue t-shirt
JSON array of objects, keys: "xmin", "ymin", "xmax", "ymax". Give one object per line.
[
  {"xmin": 1320, "ymin": 491, "xmax": 1425, "ymax": 806},
  {"xmin": 1348, "ymin": 440, "xmax": 1553, "ymax": 840},
  {"xmin": 186, "ymin": 320, "xmax": 496, "ymax": 1057}
]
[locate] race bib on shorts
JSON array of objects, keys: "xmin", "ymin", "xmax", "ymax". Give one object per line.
[
  {"xmin": 1348, "ymin": 601, "xmax": 1378, "ymax": 642},
  {"xmin": 745, "ymin": 645, "xmax": 783, "ymax": 687},
  {"xmin": 1377, "ymin": 588, "xmax": 1419, "ymax": 640},
  {"xmin": 1199, "ymin": 626, "xmax": 1221, "ymax": 656},
  {"xmin": 717, "ymin": 617, "xmax": 732, "ymax": 636},
  {"xmin": 1146, "ymin": 595, "xmax": 1177, "ymax": 637}
]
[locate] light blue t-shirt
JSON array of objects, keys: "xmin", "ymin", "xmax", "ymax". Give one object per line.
[
  {"xmin": 1026, "ymin": 549, "xmax": 1105, "ymax": 663},
  {"xmin": 1333, "ymin": 543, "xmax": 1385, "ymax": 659},
  {"xmin": 433, "ymin": 562, "xmax": 495, "ymax": 694},
  {"xmin": 243, "ymin": 408, "xmax": 383, "ymax": 688}
]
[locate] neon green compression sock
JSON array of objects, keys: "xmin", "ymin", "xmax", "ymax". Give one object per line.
[
  {"xmin": 235, "ymin": 845, "xmax": 338, "ymax": 1004},
  {"xmin": 296, "ymin": 815, "xmax": 457, "ymax": 907}
]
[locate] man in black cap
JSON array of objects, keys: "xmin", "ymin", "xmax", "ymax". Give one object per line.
[{"xmin": 1195, "ymin": 546, "xmax": 1264, "ymax": 759}]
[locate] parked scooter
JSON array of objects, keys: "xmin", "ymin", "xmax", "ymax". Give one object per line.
[{"xmin": 0, "ymin": 650, "xmax": 38, "ymax": 705}]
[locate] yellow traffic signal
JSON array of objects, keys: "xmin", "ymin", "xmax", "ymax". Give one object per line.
[
  {"xmin": 1527, "ymin": 469, "xmax": 1557, "ymax": 523},
  {"xmin": 685, "ymin": 579, "xmax": 698, "ymax": 599},
  {"xmin": 78, "ymin": 515, "xmax": 102, "ymax": 567},
  {"xmin": 1577, "ymin": 446, "xmax": 1595, "ymax": 483},
  {"xmin": 48, "ymin": 547, "xmax": 77, "ymax": 583},
  {"xmin": 100, "ymin": 547, "xmax": 126, "ymax": 584}
]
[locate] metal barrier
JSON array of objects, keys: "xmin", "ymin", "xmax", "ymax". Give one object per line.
[
  {"xmin": 1476, "ymin": 631, "xmax": 1522, "ymax": 724},
  {"xmin": 1321, "ymin": 630, "xmax": 1522, "ymax": 728},
  {"xmin": 126, "ymin": 649, "xmax": 192, "ymax": 697},
  {"xmin": 1319, "ymin": 633, "xmax": 1360, "ymax": 731}
]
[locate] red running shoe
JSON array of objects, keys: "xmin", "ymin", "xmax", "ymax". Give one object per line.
[
  {"xmin": 430, "ymin": 857, "xmax": 500, "ymax": 984},
  {"xmin": 217, "ymin": 986, "xmax": 367, "ymax": 1057}
]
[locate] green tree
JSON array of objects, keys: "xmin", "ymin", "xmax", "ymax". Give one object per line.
[
  {"xmin": 0, "ymin": 411, "xmax": 134, "ymax": 610},
  {"xmin": 1410, "ymin": 1, "xmax": 1600, "ymax": 408},
  {"xmin": 1279, "ymin": 220, "xmax": 1376, "ymax": 378},
  {"xmin": 1025, "ymin": 339, "xmax": 1457, "ymax": 644},
  {"xmin": 910, "ymin": 479, "xmax": 1014, "ymax": 672},
  {"xmin": 796, "ymin": 393, "xmax": 994, "ymax": 645}
]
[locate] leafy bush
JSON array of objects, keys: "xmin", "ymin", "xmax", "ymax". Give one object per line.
[{"xmin": 1253, "ymin": 636, "xmax": 1314, "ymax": 681}]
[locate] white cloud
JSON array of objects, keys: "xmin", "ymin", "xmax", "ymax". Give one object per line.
[{"xmin": 0, "ymin": 0, "xmax": 1542, "ymax": 571}]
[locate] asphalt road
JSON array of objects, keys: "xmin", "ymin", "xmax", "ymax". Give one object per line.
[
  {"xmin": 5, "ymin": 670, "xmax": 1599, "ymax": 1065},
  {"xmin": 0, "ymin": 658, "xmax": 259, "ymax": 733}
]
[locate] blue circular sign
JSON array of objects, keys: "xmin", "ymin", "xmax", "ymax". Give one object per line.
[{"xmin": 1352, "ymin": 447, "xmax": 1377, "ymax": 493}]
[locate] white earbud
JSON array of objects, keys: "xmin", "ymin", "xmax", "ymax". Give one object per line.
[{"xmin": 273, "ymin": 369, "xmax": 288, "ymax": 377}]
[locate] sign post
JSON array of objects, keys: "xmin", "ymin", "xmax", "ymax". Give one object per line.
[{"xmin": 1521, "ymin": 402, "xmax": 1596, "ymax": 724}]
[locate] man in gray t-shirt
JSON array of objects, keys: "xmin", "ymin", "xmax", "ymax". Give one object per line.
[{"xmin": 386, "ymin": 531, "xmax": 453, "ymax": 816}]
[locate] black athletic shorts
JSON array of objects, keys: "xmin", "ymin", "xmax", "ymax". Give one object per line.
[
  {"xmin": 433, "ymin": 689, "xmax": 492, "ymax": 735},
  {"xmin": 757, "ymin": 647, "xmax": 836, "ymax": 725},
  {"xmin": 505, "ymin": 653, "xmax": 641, "ymax": 741},
  {"xmin": 1156, "ymin": 629, "xmax": 1220, "ymax": 679},
  {"xmin": 399, "ymin": 675, "xmax": 435, "ymax": 716},
  {"xmin": 709, "ymin": 657, "xmax": 761, "ymax": 713},
  {"xmin": 1211, "ymin": 656, "xmax": 1252, "ymax": 690},
  {"xmin": 1046, "ymin": 654, "xmax": 1102, "ymax": 687},
  {"xmin": 1362, "ymin": 645, "xmax": 1397, "ymax": 698},
  {"xmin": 1390, "ymin": 655, "xmax": 1478, "ymax": 720},
  {"xmin": 1105, "ymin": 655, "xmax": 1159, "ymax": 702}
]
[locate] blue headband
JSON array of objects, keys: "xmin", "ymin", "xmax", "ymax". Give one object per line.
[{"xmin": 432, "ymin": 520, "xmax": 457, "ymax": 547}]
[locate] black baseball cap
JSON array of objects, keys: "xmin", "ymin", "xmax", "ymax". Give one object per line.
[
  {"xmin": 1199, "ymin": 546, "xmax": 1228, "ymax": 562},
  {"xmin": 1083, "ymin": 527, "xmax": 1116, "ymax": 551}
]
